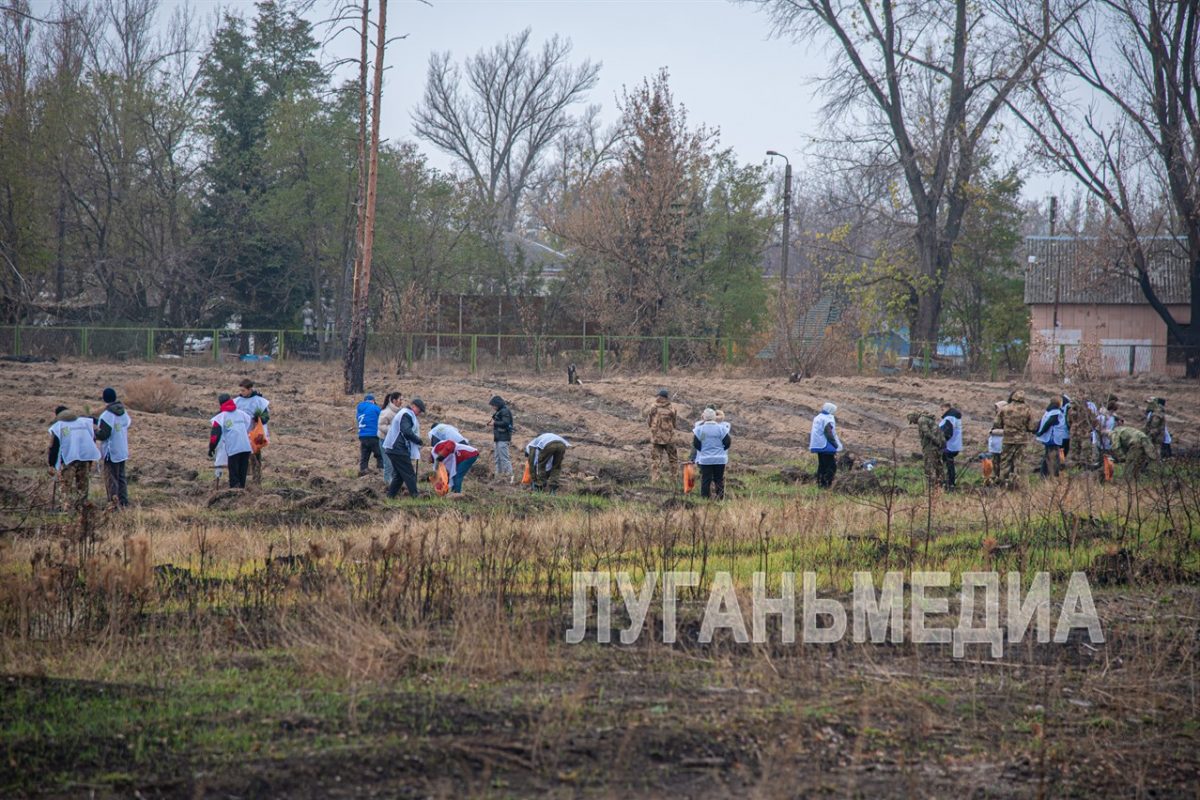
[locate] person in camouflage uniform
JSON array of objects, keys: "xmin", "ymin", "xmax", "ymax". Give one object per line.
[
  {"xmin": 994, "ymin": 390, "xmax": 1035, "ymax": 484},
  {"xmin": 1111, "ymin": 425, "xmax": 1157, "ymax": 479},
  {"xmin": 908, "ymin": 411, "xmax": 945, "ymax": 488},
  {"xmin": 645, "ymin": 389, "xmax": 679, "ymax": 482},
  {"xmin": 1143, "ymin": 397, "xmax": 1166, "ymax": 451}
]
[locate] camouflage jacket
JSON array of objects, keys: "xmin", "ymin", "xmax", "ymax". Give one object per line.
[
  {"xmin": 647, "ymin": 399, "xmax": 678, "ymax": 445},
  {"xmin": 1112, "ymin": 426, "xmax": 1156, "ymax": 463},
  {"xmin": 916, "ymin": 414, "xmax": 945, "ymax": 452},
  {"xmin": 995, "ymin": 401, "xmax": 1034, "ymax": 441}
]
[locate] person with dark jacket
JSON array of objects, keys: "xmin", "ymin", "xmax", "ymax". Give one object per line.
[
  {"xmin": 356, "ymin": 394, "xmax": 384, "ymax": 476},
  {"xmin": 383, "ymin": 397, "xmax": 425, "ymax": 499},
  {"xmin": 95, "ymin": 387, "xmax": 133, "ymax": 507},
  {"xmin": 939, "ymin": 402, "xmax": 963, "ymax": 490},
  {"xmin": 809, "ymin": 403, "xmax": 841, "ymax": 488},
  {"xmin": 488, "ymin": 395, "xmax": 515, "ymax": 483},
  {"xmin": 1036, "ymin": 397, "xmax": 1067, "ymax": 478}
]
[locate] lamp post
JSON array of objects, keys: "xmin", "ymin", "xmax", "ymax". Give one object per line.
[
  {"xmin": 766, "ymin": 151, "xmax": 792, "ymax": 294},
  {"xmin": 767, "ymin": 150, "xmax": 793, "ymax": 361}
]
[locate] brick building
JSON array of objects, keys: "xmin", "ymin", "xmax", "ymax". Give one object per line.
[{"xmin": 1025, "ymin": 236, "xmax": 1192, "ymax": 376}]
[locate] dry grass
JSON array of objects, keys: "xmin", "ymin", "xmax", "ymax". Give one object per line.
[{"xmin": 122, "ymin": 374, "xmax": 183, "ymax": 413}]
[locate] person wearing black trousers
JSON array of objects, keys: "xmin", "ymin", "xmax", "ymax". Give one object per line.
[
  {"xmin": 383, "ymin": 398, "xmax": 426, "ymax": 499},
  {"xmin": 692, "ymin": 408, "xmax": 731, "ymax": 500}
]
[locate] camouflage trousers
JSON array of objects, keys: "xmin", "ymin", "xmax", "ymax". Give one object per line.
[
  {"xmin": 649, "ymin": 442, "xmax": 679, "ymax": 482},
  {"xmin": 999, "ymin": 443, "xmax": 1026, "ymax": 483},
  {"xmin": 249, "ymin": 452, "xmax": 263, "ymax": 486},
  {"xmin": 60, "ymin": 461, "xmax": 91, "ymax": 513},
  {"xmin": 1066, "ymin": 436, "xmax": 1092, "ymax": 468},
  {"xmin": 922, "ymin": 448, "xmax": 945, "ymax": 488}
]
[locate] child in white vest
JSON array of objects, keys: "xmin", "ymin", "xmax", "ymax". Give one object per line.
[
  {"xmin": 48, "ymin": 405, "xmax": 101, "ymax": 512},
  {"xmin": 95, "ymin": 387, "xmax": 133, "ymax": 508}
]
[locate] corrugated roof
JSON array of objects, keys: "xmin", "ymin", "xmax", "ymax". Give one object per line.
[{"xmin": 1024, "ymin": 236, "xmax": 1191, "ymax": 305}]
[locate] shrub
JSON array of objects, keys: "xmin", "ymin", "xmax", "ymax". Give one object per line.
[{"xmin": 123, "ymin": 375, "xmax": 183, "ymax": 413}]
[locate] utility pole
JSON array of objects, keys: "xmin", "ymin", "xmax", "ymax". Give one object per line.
[
  {"xmin": 1050, "ymin": 195, "xmax": 1061, "ymax": 331},
  {"xmin": 767, "ymin": 150, "xmax": 792, "ymax": 359}
]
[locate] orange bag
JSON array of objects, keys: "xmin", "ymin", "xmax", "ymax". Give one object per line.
[
  {"xmin": 433, "ymin": 462, "xmax": 450, "ymax": 496},
  {"xmin": 1102, "ymin": 454, "xmax": 1114, "ymax": 482},
  {"xmin": 981, "ymin": 457, "xmax": 994, "ymax": 481},
  {"xmin": 683, "ymin": 463, "xmax": 697, "ymax": 494},
  {"xmin": 521, "ymin": 461, "xmax": 532, "ymax": 485},
  {"xmin": 249, "ymin": 418, "xmax": 268, "ymax": 454}
]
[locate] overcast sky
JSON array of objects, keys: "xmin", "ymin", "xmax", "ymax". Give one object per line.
[
  {"xmin": 46, "ymin": 0, "xmax": 1064, "ymax": 204},
  {"xmin": 319, "ymin": 0, "xmax": 830, "ymax": 173}
]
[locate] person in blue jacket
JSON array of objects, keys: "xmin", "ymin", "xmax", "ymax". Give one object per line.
[{"xmin": 356, "ymin": 394, "xmax": 384, "ymax": 476}]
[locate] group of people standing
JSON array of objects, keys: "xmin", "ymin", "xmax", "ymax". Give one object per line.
[
  {"xmin": 207, "ymin": 379, "xmax": 271, "ymax": 489},
  {"xmin": 46, "ymin": 386, "xmax": 132, "ymax": 512},
  {"xmin": 354, "ymin": 392, "xmax": 571, "ymax": 497}
]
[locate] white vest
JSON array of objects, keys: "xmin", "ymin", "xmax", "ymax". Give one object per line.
[
  {"xmin": 210, "ymin": 409, "xmax": 253, "ymax": 464},
  {"xmin": 234, "ymin": 394, "xmax": 270, "ymax": 439},
  {"xmin": 1037, "ymin": 409, "xmax": 1066, "ymax": 446},
  {"xmin": 694, "ymin": 421, "xmax": 729, "ymax": 465},
  {"xmin": 809, "ymin": 413, "xmax": 840, "ymax": 451},
  {"xmin": 50, "ymin": 417, "xmax": 101, "ymax": 467},
  {"xmin": 525, "ymin": 433, "xmax": 569, "ymax": 468},
  {"xmin": 941, "ymin": 414, "xmax": 963, "ymax": 453},
  {"xmin": 987, "ymin": 432, "xmax": 1003, "ymax": 454},
  {"xmin": 429, "ymin": 423, "xmax": 467, "ymax": 446},
  {"xmin": 387, "ymin": 408, "xmax": 421, "ymax": 460},
  {"xmin": 98, "ymin": 409, "xmax": 133, "ymax": 463}
]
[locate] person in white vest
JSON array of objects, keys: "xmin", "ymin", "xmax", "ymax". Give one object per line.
[
  {"xmin": 525, "ymin": 433, "xmax": 570, "ymax": 493},
  {"xmin": 95, "ymin": 387, "xmax": 133, "ymax": 508},
  {"xmin": 234, "ymin": 378, "xmax": 270, "ymax": 486},
  {"xmin": 428, "ymin": 422, "xmax": 467, "ymax": 447},
  {"xmin": 938, "ymin": 402, "xmax": 963, "ymax": 490},
  {"xmin": 209, "ymin": 393, "xmax": 254, "ymax": 489},
  {"xmin": 1035, "ymin": 397, "xmax": 1067, "ymax": 478},
  {"xmin": 809, "ymin": 402, "xmax": 842, "ymax": 489},
  {"xmin": 692, "ymin": 408, "xmax": 731, "ymax": 499},
  {"xmin": 48, "ymin": 405, "xmax": 102, "ymax": 513},
  {"xmin": 377, "ymin": 392, "xmax": 403, "ymax": 487},
  {"xmin": 383, "ymin": 397, "xmax": 425, "ymax": 499}
]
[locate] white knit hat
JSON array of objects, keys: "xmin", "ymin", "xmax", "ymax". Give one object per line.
[
  {"xmin": 702, "ymin": 408, "xmax": 717, "ymax": 422},
  {"xmin": 822, "ymin": 402, "xmax": 837, "ymax": 415}
]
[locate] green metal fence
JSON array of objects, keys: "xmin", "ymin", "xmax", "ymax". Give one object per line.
[{"xmin": 0, "ymin": 325, "xmax": 763, "ymax": 375}]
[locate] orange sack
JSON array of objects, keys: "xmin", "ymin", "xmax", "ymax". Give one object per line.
[
  {"xmin": 433, "ymin": 463, "xmax": 450, "ymax": 496},
  {"xmin": 683, "ymin": 463, "xmax": 697, "ymax": 494},
  {"xmin": 521, "ymin": 461, "xmax": 532, "ymax": 485},
  {"xmin": 249, "ymin": 418, "xmax": 268, "ymax": 454}
]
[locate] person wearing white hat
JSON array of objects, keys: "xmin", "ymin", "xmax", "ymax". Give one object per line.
[
  {"xmin": 809, "ymin": 402, "xmax": 841, "ymax": 488},
  {"xmin": 692, "ymin": 408, "xmax": 731, "ymax": 499}
]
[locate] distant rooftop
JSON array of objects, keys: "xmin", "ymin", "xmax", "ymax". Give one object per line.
[{"xmin": 1024, "ymin": 236, "xmax": 1190, "ymax": 305}]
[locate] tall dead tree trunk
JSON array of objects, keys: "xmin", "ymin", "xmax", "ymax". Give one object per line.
[{"xmin": 343, "ymin": 0, "xmax": 386, "ymax": 393}]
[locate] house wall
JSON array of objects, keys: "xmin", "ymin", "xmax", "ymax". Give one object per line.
[{"xmin": 1028, "ymin": 303, "xmax": 1191, "ymax": 377}]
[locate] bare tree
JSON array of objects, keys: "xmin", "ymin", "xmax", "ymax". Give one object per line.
[
  {"xmin": 343, "ymin": 0, "xmax": 384, "ymax": 394},
  {"xmin": 750, "ymin": 0, "xmax": 1079, "ymax": 345},
  {"xmin": 1012, "ymin": 0, "xmax": 1200, "ymax": 377},
  {"xmin": 413, "ymin": 28, "xmax": 600, "ymax": 233}
]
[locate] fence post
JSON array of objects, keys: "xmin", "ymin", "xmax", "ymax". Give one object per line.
[
  {"xmin": 470, "ymin": 334, "xmax": 477, "ymax": 373},
  {"xmin": 857, "ymin": 338, "xmax": 864, "ymax": 374},
  {"xmin": 278, "ymin": 330, "xmax": 285, "ymax": 361},
  {"xmin": 80, "ymin": 327, "xmax": 89, "ymax": 358},
  {"xmin": 213, "ymin": 330, "xmax": 220, "ymax": 361},
  {"xmin": 923, "ymin": 342, "xmax": 930, "ymax": 378},
  {"xmin": 1058, "ymin": 344, "xmax": 1065, "ymax": 376},
  {"xmin": 534, "ymin": 336, "xmax": 541, "ymax": 373},
  {"xmin": 989, "ymin": 347, "xmax": 997, "ymax": 382},
  {"xmin": 726, "ymin": 336, "xmax": 734, "ymax": 363},
  {"xmin": 661, "ymin": 336, "xmax": 669, "ymax": 374},
  {"xmin": 146, "ymin": 329, "xmax": 155, "ymax": 360},
  {"xmin": 406, "ymin": 333, "xmax": 414, "ymax": 371},
  {"xmin": 13, "ymin": 324, "xmax": 19, "ymax": 357},
  {"xmin": 1128, "ymin": 344, "xmax": 1136, "ymax": 376}
]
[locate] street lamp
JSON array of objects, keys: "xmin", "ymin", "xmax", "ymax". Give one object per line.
[{"xmin": 765, "ymin": 151, "xmax": 792, "ymax": 294}]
